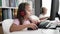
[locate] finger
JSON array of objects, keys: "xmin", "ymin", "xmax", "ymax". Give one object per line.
[{"xmin": 33, "ymin": 26, "xmax": 37, "ymax": 30}]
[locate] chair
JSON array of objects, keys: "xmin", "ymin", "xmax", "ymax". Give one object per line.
[{"xmin": 2, "ymin": 19, "xmax": 13, "ymax": 34}]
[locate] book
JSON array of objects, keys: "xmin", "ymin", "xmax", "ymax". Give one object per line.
[
  {"xmin": 6, "ymin": 0, "xmax": 9, "ymax": 7},
  {"xmin": 2, "ymin": 8, "xmax": 12, "ymax": 20},
  {"xmin": 0, "ymin": 8, "xmax": 2, "ymax": 16},
  {"xmin": 9, "ymin": 0, "xmax": 16, "ymax": 7},
  {"xmin": 7, "ymin": 9, "xmax": 12, "ymax": 19},
  {"xmin": 2, "ymin": 0, "xmax": 6, "ymax": 7},
  {"xmin": 15, "ymin": 0, "xmax": 18, "ymax": 7},
  {"xmin": 12, "ymin": 9, "xmax": 17, "ymax": 19},
  {"xmin": 0, "ymin": 0, "xmax": 2, "ymax": 7},
  {"xmin": 2, "ymin": 9, "xmax": 8, "ymax": 20},
  {"xmin": 0, "ymin": 8, "xmax": 2, "ymax": 21}
]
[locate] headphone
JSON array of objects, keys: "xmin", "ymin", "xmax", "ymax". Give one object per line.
[{"xmin": 20, "ymin": 10, "xmax": 26, "ymax": 17}]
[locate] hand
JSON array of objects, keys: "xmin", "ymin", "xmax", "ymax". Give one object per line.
[
  {"xmin": 32, "ymin": 20, "xmax": 38, "ymax": 24},
  {"xmin": 31, "ymin": 19, "xmax": 40, "ymax": 24},
  {"xmin": 28, "ymin": 23, "xmax": 38, "ymax": 30}
]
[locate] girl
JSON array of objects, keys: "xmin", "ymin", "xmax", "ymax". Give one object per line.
[
  {"xmin": 39, "ymin": 7, "xmax": 49, "ymax": 21},
  {"xmin": 10, "ymin": 2, "xmax": 38, "ymax": 32}
]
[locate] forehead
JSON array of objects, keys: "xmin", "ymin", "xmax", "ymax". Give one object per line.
[
  {"xmin": 25, "ymin": 5, "xmax": 31, "ymax": 10},
  {"xmin": 25, "ymin": 5, "xmax": 30, "ymax": 7}
]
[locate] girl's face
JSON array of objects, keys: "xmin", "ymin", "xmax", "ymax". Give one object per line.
[
  {"xmin": 25, "ymin": 5, "xmax": 32, "ymax": 17},
  {"xmin": 43, "ymin": 8, "xmax": 47, "ymax": 14}
]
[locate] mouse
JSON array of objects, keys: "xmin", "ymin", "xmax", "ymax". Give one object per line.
[{"xmin": 27, "ymin": 27, "xmax": 38, "ymax": 30}]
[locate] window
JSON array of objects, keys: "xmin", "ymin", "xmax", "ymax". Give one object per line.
[
  {"xmin": 58, "ymin": 0, "xmax": 60, "ymax": 14},
  {"xmin": 42, "ymin": 0, "xmax": 51, "ymax": 16}
]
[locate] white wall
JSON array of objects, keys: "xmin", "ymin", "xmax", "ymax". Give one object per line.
[
  {"xmin": 42, "ymin": 0, "xmax": 51, "ymax": 16},
  {"xmin": 58, "ymin": 0, "xmax": 60, "ymax": 15}
]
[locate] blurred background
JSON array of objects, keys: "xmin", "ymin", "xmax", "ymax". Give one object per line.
[{"xmin": 0, "ymin": 0, "xmax": 60, "ymax": 34}]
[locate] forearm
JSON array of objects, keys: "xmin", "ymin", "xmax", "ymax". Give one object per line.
[
  {"xmin": 17, "ymin": 24, "xmax": 29, "ymax": 30},
  {"xmin": 10, "ymin": 24, "xmax": 29, "ymax": 32},
  {"xmin": 40, "ymin": 17, "xmax": 49, "ymax": 20}
]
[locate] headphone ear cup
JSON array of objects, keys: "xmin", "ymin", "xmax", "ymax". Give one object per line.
[{"xmin": 20, "ymin": 11, "xmax": 25, "ymax": 16}]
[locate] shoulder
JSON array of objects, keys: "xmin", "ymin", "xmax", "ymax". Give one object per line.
[
  {"xmin": 13, "ymin": 19, "xmax": 19, "ymax": 23},
  {"xmin": 14, "ymin": 19, "xmax": 19, "ymax": 21},
  {"xmin": 13, "ymin": 19, "xmax": 20, "ymax": 25}
]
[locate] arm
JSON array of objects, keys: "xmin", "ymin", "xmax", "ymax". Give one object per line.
[
  {"xmin": 29, "ymin": 15, "xmax": 40, "ymax": 24},
  {"xmin": 10, "ymin": 23, "xmax": 38, "ymax": 32},
  {"xmin": 39, "ymin": 17, "xmax": 50, "ymax": 22},
  {"xmin": 10, "ymin": 23, "xmax": 29, "ymax": 32},
  {"xmin": 39, "ymin": 16, "xmax": 50, "ymax": 20}
]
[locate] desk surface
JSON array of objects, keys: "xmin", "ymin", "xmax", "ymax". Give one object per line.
[{"xmin": 10, "ymin": 29, "xmax": 59, "ymax": 34}]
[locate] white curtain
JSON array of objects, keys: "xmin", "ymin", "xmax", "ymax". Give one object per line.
[{"xmin": 42, "ymin": 0, "xmax": 51, "ymax": 16}]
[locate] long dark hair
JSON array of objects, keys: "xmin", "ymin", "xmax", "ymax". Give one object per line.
[{"xmin": 17, "ymin": 2, "xmax": 29, "ymax": 25}]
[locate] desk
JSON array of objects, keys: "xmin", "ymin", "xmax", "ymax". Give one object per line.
[{"xmin": 10, "ymin": 29, "xmax": 59, "ymax": 34}]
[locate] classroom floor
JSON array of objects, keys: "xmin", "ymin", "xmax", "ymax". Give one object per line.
[{"xmin": 0, "ymin": 26, "xmax": 3, "ymax": 34}]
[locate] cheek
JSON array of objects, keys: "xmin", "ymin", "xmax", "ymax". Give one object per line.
[
  {"xmin": 27, "ymin": 12, "xmax": 31, "ymax": 16},
  {"xmin": 27, "ymin": 12, "xmax": 30, "ymax": 15}
]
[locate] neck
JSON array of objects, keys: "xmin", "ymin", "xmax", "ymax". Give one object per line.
[{"xmin": 43, "ymin": 13, "xmax": 46, "ymax": 15}]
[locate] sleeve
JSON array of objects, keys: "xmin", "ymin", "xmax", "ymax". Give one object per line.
[{"xmin": 13, "ymin": 19, "xmax": 20, "ymax": 25}]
